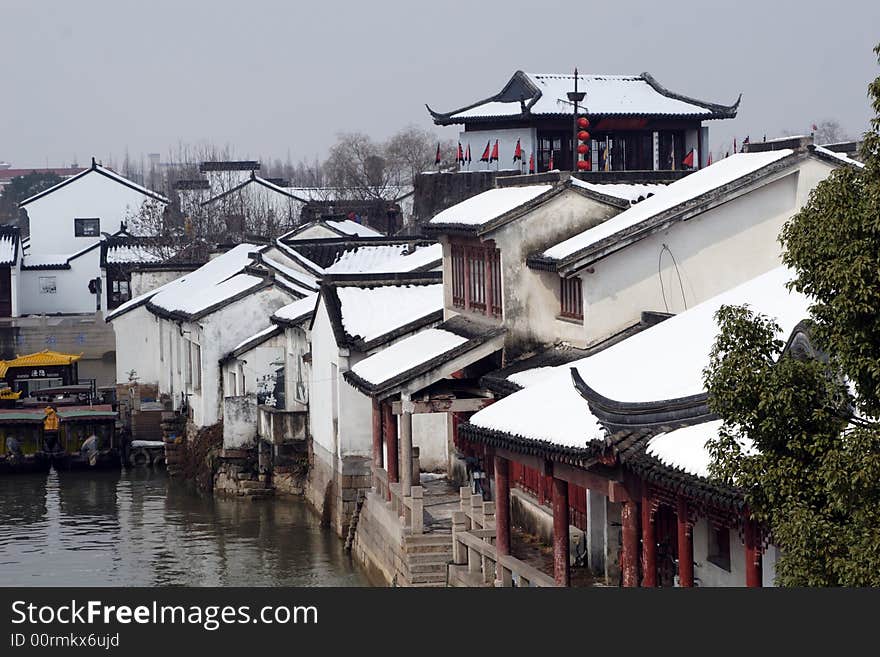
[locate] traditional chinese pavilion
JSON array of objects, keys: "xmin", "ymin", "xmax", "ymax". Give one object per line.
[
  {"xmin": 0, "ymin": 350, "xmax": 82, "ymax": 397},
  {"xmin": 428, "ymin": 70, "xmax": 740, "ymax": 175}
]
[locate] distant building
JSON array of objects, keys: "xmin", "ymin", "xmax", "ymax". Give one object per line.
[{"xmin": 427, "ymin": 70, "xmax": 740, "ymax": 175}]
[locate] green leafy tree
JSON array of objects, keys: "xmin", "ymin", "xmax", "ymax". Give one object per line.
[
  {"xmin": 703, "ymin": 44, "xmax": 880, "ymax": 586},
  {"xmin": 0, "ymin": 171, "xmax": 63, "ymax": 227}
]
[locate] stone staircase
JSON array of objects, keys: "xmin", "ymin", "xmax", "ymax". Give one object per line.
[{"xmin": 400, "ymin": 533, "xmax": 454, "ymax": 587}]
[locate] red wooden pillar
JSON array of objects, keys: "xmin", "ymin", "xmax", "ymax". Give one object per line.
[
  {"xmin": 371, "ymin": 399, "xmax": 383, "ymax": 469},
  {"xmin": 641, "ymin": 492, "xmax": 657, "ymax": 587},
  {"xmin": 744, "ymin": 519, "xmax": 763, "ymax": 588},
  {"xmin": 676, "ymin": 497, "xmax": 694, "ymax": 588},
  {"xmin": 383, "ymin": 401, "xmax": 398, "ymax": 488},
  {"xmin": 621, "ymin": 500, "xmax": 639, "ymax": 587},
  {"xmin": 494, "ymin": 455, "xmax": 511, "ymax": 558},
  {"xmin": 552, "ymin": 477, "xmax": 570, "ymax": 587}
]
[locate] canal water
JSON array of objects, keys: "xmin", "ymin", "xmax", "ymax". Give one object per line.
[{"xmin": 0, "ymin": 469, "xmax": 370, "ymax": 587}]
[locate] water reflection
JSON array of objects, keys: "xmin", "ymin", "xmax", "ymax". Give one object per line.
[{"xmin": 0, "ymin": 469, "xmax": 369, "ymax": 587}]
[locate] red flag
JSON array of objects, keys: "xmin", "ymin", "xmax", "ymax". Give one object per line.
[
  {"xmin": 528, "ymin": 152, "xmax": 535, "ymax": 174},
  {"xmin": 548, "ymin": 150, "xmax": 554, "ymax": 170},
  {"xmin": 435, "ymin": 143, "xmax": 441, "ymax": 165},
  {"xmin": 457, "ymin": 142, "xmax": 464, "ymax": 164},
  {"xmin": 490, "ymin": 139, "xmax": 499, "ymax": 162},
  {"xmin": 480, "ymin": 141, "xmax": 491, "ymax": 162},
  {"xmin": 465, "ymin": 143, "xmax": 471, "ymax": 163},
  {"xmin": 811, "ymin": 123, "xmax": 818, "ymax": 132},
  {"xmin": 682, "ymin": 149, "xmax": 695, "ymax": 168},
  {"xmin": 707, "ymin": 152, "xmax": 713, "ymax": 165},
  {"xmin": 513, "ymin": 138, "xmax": 522, "ymax": 162}
]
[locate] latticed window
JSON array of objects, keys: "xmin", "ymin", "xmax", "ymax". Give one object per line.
[
  {"xmin": 560, "ymin": 276, "xmax": 583, "ymax": 320},
  {"xmin": 449, "ymin": 240, "xmax": 502, "ymax": 318}
]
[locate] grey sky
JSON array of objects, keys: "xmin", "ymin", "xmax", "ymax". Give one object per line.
[{"xmin": 2, "ymin": 0, "xmax": 878, "ymax": 168}]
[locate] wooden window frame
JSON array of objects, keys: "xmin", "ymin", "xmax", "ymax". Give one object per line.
[
  {"xmin": 560, "ymin": 276, "xmax": 583, "ymax": 320},
  {"xmin": 449, "ymin": 238, "xmax": 502, "ymax": 318}
]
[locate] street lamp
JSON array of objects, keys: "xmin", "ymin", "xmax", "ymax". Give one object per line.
[{"xmin": 566, "ymin": 67, "xmax": 586, "ymax": 173}]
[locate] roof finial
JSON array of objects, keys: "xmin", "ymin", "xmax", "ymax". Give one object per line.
[{"xmin": 91, "ymin": 156, "xmax": 97, "ymax": 169}]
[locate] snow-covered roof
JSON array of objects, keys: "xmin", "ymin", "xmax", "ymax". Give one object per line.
[
  {"xmin": 335, "ymin": 283, "xmax": 443, "ymax": 344},
  {"xmin": 350, "ymin": 329, "xmax": 469, "ymax": 386},
  {"xmin": 540, "ymin": 150, "xmax": 795, "ymax": 263},
  {"xmin": 325, "ymin": 219, "xmax": 383, "ymax": 237},
  {"xmin": 469, "ymin": 266, "xmax": 809, "ymax": 448},
  {"xmin": 106, "ymin": 243, "xmax": 263, "ymax": 321},
  {"xmin": 570, "ymin": 179, "xmax": 666, "ymax": 203},
  {"xmin": 104, "ymin": 243, "xmax": 165, "ymax": 265},
  {"xmin": 430, "ymin": 71, "xmax": 739, "ymax": 125},
  {"xmin": 428, "ymin": 185, "xmax": 553, "ymax": 228},
  {"xmin": 344, "ymin": 315, "xmax": 505, "ymax": 396},
  {"xmin": 261, "ymin": 253, "xmax": 319, "ymax": 292},
  {"xmin": 272, "ymin": 292, "xmax": 318, "ymax": 326},
  {"xmin": 325, "ymin": 243, "xmax": 441, "ymax": 274},
  {"xmin": 224, "ymin": 324, "xmax": 284, "ymax": 361},
  {"xmin": 813, "ymin": 145, "xmax": 864, "ymax": 168},
  {"xmin": 150, "ymin": 273, "xmax": 265, "ymax": 317},
  {"xmin": 0, "ymin": 227, "xmax": 18, "ymax": 265},
  {"xmin": 19, "ymin": 161, "xmax": 169, "ymax": 207}
]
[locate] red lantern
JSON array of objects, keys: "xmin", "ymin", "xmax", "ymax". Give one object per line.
[
  {"xmin": 577, "ymin": 160, "xmax": 591, "ymax": 171},
  {"xmin": 577, "ymin": 117, "xmax": 590, "ymax": 129},
  {"xmin": 577, "ymin": 130, "xmax": 591, "ymax": 142},
  {"xmin": 577, "ymin": 143, "xmax": 589, "ymax": 155}
]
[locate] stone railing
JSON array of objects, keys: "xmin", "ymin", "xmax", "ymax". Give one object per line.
[
  {"xmin": 449, "ymin": 486, "xmax": 557, "ymax": 588},
  {"xmin": 373, "ymin": 446, "xmax": 425, "ymax": 534}
]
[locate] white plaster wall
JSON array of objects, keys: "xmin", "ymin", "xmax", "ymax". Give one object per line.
[
  {"xmin": 129, "ymin": 269, "xmax": 193, "ymax": 298},
  {"xmin": 308, "ymin": 302, "xmax": 340, "ymax": 459},
  {"xmin": 24, "ymin": 170, "xmax": 160, "ymax": 255},
  {"xmin": 583, "ymin": 172, "xmax": 799, "ymax": 344},
  {"xmin": 459, "ymin": 127, "xmax": 536, "ymax": 174},
  {"xmin": 111, "ymin": 307, "xmax": 161, "ymax": 385},
  {"xmin": 412, "ymin": 412, "xmax": 448, "ymax": 472},
  {"xmin": 284, "ymin": 325, "xmax": 311, "ymax": 408},
  {"xmin": 692, "ymin": 517, "xmax": 746, "ymax": 587},
  {"xmin": 581, "ymin": 158, "xmax": 837, "ymax": 344},
  {"xmin": 19, "ymin": 248, "xmax": 102, "ymax": 315},
  {"xmin": 442, "ymin": 189, "xmax": 621, "ymax": 349}
]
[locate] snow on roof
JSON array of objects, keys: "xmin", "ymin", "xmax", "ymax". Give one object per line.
[
  {"xmin": 261, "ymin": 253, "xmax": 319, "ymax": 291},
  {"xmin": 105, "ymin": 243, "xmax": 164, "ymax": 264},
  {"xmin": 151, "ymin": 273, "xmax": 264, "ymax": 316},
  {"xmin": 273, "ymin": 292, "xmax": 318, "ymax": 324},
  {"xmin": 646, "ymin": 419, "xmax": 754, "ymax": 478},
  {"xmin": 571, "ymin": 179, "xmax": 666, "ymax": 203},
  {"xmin": 0, "ymin": 231, "xmax": 17, "ymax": 265},
  {"xmin": 449, "ymin": 73, "xmax": 733, "ymax": 120},
  {"xmin": 229, "ymin": 324, "xmax": 282, "ymax": 355},
  {"xmin": 325, "ymin": 243, "xmax": 441, "ymax": 274},
  {"xmin": 23, "ymin": 254, "xmax": 73, "ymax": 268},
  {"xmin": 20, "ymin": 163, "xmax": 169, "ymax": 206},
  {"xmin": 470, "ymin": 266, "xmax": 809, "ymax": 448},
  {"xmin": 542, "ymin": 150, "xmax": 794, "ymax": 261},
  {"xmin": 336, "ymin": 283, "xmax": 443, "ymax": 343},
  {"xmin": 349, "ymin": 328, "xmax": 469, "ymax": 386},
  {"xmin": 814, "ymin": 145, "xmax": 864, "ymax": 168},
  {"xmin": 107, "ymin": 243, "xmax": 261, "ymax": 320},
  {"xmin": 429, "ymin": 185, "xmax": 553, "ymax": 227},
  {"xmin": 325, "ymin": 219, "xmax": 383, "ymax": 237}
]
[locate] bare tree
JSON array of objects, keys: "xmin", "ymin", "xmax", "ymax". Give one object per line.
[{"xmin": 813, "ymin": 119, "xmax": 848, "ymax": 145}]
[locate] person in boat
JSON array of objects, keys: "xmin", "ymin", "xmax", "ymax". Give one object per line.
[
  {"xmin": 5, "ymin": 435, "xmax": 23, "ymax": 462},
  {"xmin": 80, "ymin": 433, "xmax": 99, "ymax": 466},
  {"xmin": 42, "ymin": 406, "xmax": 62, "ymax": 454}
]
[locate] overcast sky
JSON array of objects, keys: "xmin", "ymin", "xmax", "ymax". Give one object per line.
[{"xmin": 2, "ymin": 0, "xmax": 878, "ymax": 168}]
